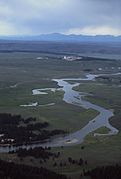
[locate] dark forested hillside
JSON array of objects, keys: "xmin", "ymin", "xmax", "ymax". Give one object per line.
[
  {"xmin": 84, "ymin": 165, "xmax": 121, "ymax": 179},
  {"xmin": 0, "ymin": 159, "xmax": 67, "ymax": 179},
  {"xmin": 0, "ymin": 113, "xmax": 65, "ymax": 146}
]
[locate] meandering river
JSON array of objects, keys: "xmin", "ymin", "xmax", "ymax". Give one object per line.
[{"xmin": 0, "ymin": 73, "xmax": 119, "ymax": 152}]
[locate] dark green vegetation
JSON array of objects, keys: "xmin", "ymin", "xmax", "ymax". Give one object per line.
[
  {"xmin": 84, "ymin": 165, "xmax": 121, "ymax": 179},
  {"xmin": 0, "ymin": 159, "xmax": 67, "ymax": 179},
  {"xmin": 0, "ymin": 113, "xmax": 65, "ymax": 145},
  {"xmin": 13, "ymin": 147, "xmax": 59, "ymax": 160},
  {"xmin": 0, "ymin": 47, "xmax": 121, "ymax": 179}
]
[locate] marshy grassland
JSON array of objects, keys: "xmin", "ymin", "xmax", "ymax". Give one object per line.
[{"xmin": 0, "ymin": 52, "xmax": 121, "ymax": 178}]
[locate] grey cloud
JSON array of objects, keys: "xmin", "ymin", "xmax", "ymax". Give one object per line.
[{"xmin": 0, "ymin": 0, "xmax": 120, "ymax": 35}]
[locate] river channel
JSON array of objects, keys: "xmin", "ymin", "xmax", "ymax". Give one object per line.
[{"xmin": 0, "ymin": 73, "xmax": 119, "ymax": 152}]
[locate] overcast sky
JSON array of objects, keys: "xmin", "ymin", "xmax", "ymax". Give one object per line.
[{"xmin": 0, "ymin": 0, "xmax": 121, "ymax": 36}]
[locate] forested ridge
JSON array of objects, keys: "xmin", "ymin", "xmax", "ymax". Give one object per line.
[
  {"xmin": 0, "ymin": 159, "xmax": 67, "ymax": 179},
  {"xmin": 84, "ymin": 165, "xmax": 121, "ymax": 179}
]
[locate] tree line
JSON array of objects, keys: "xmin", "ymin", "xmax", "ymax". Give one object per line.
[{"xmin": 0, "ymin": 113, "xmax": 65, "ymax": 146}]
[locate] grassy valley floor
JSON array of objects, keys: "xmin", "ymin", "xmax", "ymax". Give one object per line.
[{"xmin": 0, "ymin": 52, "xmax": 121, "ymax": 178}]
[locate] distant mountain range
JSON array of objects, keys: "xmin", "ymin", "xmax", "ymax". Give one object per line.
[{"xmin": 0, "ymin": 33, "xmax": 121, "ymax": 42}]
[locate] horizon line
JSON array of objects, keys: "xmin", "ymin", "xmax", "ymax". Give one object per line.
[{"xmin": 0, "ymin": 33, "xmax": 121, "ymax": 37}]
